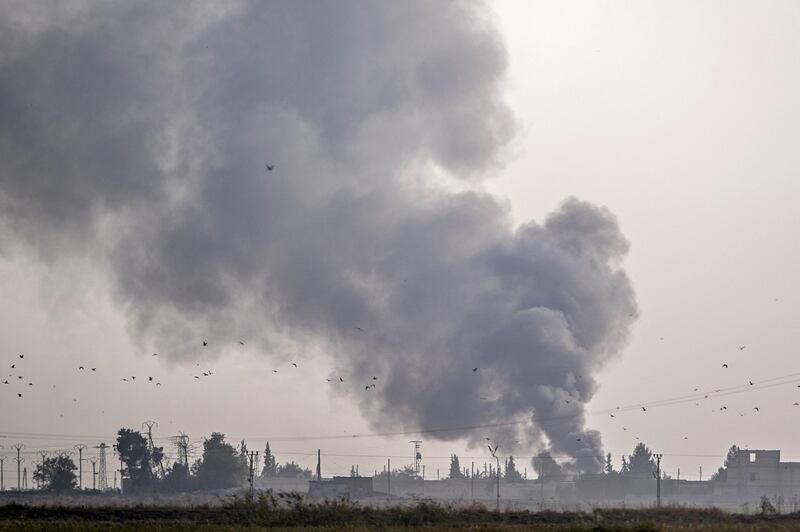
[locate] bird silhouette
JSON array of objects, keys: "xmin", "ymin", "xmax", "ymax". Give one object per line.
[
  {"xmin": 641, "ymin": 407, "xmax": 647, "ymax": 412},
  {"xmin": 749, "ymin": 381, "xmax": 754, "ymax": 386},
  {"xmin": 266, "ymin": 164, "xmax": 275, "ymax": 171},
  {"xmin": 91, "ymin": 368, "xmax": 96, "ymax": 372},
  {"xmin": 11, "ymin": 364, "xmax": 14, "ymax": 369},
  {"xmin": 292, "ymin": 363, "xmax": 297, "ymax": 368},
  {"xmin": 472, "ymin": 368, "xmax": 478, "ymax": 372},
  {"xmin": 722, "ymin": 364, "xmax": 729, "ymax": 368},
  {"xmin": 610, "ymin": 413, "xmax": 615, "ymax": 418},
  {"xmin": 19, "ymin": 355, "xmax": 23, "ymax": 359},
  {"xmin": 739, "ymin": 346, "xmax": 746, "ymax": 351},
  {"xmin": 148, "ymin": 376, "xmax": 153, "ymax": 382},
  {"xmin": 18, "ymin": 393, "xmax": 21, "ymax": 398},
  {"xmin": 326, "ymin": 379, "xmax": 331, "ymax": 382},
  {"xmin": 79, "ymin": 366, "xmax": 84, "ymax": 370},
  {"xmin": 239, "ymin": 341, "xmax": 245, "ymax": 345},
  {"xmin": 754, "ymin": 407, "xmax": 760, "ymax": 412},
  {"xmin": 152, "ymin": 353, "xmax": 159, "ymax": 357},
  {"xmin": 354, "ymin": 327, "xmax": 363, "ymax": 332},
  {"xmin": 372, "ymin": 376, "xmax": 377, "ymax": 380},
  {"xmin": 202, "ymin": 341, "xmax": 208, "ymax": 347},
  {"xmin": 120, "ymin": 378, "xmax": 128, "ymax": 382},
  {"xmin": 156, "ymin": 382, "xmax": 162, "ymax": 387},
  {"xmin": 339, "ymin": 377, "xmax": 344, "ymax": 382},
  {"xmin": 272, "ymin": 370, "xmax": 278, "ymax": 373},
  {"xmin": 794, "ymin": 402, "xmax": 799, "ymax": 406},
  {"xmin": 194, "ymin": 376, "xmax": 200, "ymax": 379},
  {"xmin": 684, "ymin": 437, "xmax": 689, "ymax": 440},
  {"xmin": 131, "ymin": 376, "xmax": 136, "ymax": 380}
]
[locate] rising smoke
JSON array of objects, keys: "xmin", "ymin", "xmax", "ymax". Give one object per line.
[{"xmin": 0, "ymin": 1, "xmax": 636, "ymax": 472}]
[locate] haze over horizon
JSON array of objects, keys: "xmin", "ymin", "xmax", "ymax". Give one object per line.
[{"xmin": 1, "ymin": 0, "xmax": 799, "ymax": 482}]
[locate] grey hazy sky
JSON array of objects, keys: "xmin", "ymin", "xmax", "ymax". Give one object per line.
[{"xmin": 1, "ymin": 0, "xmax": 799, "ymax": 480}]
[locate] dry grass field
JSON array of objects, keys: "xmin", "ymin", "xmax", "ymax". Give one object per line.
[{"xmin": 4, "ymin": 496, "xmax": 800, "ymax": 531}]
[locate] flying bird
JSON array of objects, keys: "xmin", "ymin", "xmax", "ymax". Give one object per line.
[
  {"xmin": 194, "ymin": 376, "xmax": 200, "ymax": 379},
  {"xmin": 610, "ymin": 413, "xmax": 615, "ymax": 418},
  {"xmin": 722, "ymin": 364, "xmax": 729, "ymax": 368},
  {"xmin": 239, "ymin": 341, "xmax": 245, "ymax": 345},
  {"xmin": 754, "ymin": 407, "xmax": 760, "ymax": 412},
  {"xmin": 339, "ymin": 377, "xmax": 344, "ymax": 382},
  {"xmin": 641, "ymin": 407, "xmax": 647, "ymax": 412},
  {"xmin": 739, "ymin": 346, "xmax": 746, "ymax": 351},
  {"xmin": 372, "ymin": 376, "xmax": 377, "ymax": 380},
  {"xmin": 472, "ymin": 368, "xmax": 478, "ymax": 372},
  {"xmin": 120, "ymin": 378, "xmax": 128, "ymax": 382},
  {"xmin": 749, "ymin": 381, "xmax": 754, "ymax": 386},
  {"xmin": 202, "ymin": 341, "xmax": 208, "ymax": 347},
  {"xmin": 292, "ymin": 363, "xmax": 297, "ymax": 368},
  {"xmin": 272, "ymin": 370, "xmax": 278, "ymax": 373},
  {"xmin": 91, "ymin": 368, "xmax": 96, "ymax": 372},
  {"xmin": 19, "ymin": 355, "xmax": 23, "ymax": 359},
  {"xmin": 79, "ymin": 366, "xmax": 84, "ymax": 370},
  {"xmin": 148, "ymin": 376, "xmax": 153, "ymax": 382},
  {"xmin": 152, "ymin": 353, "xmax": 159, "ymax": 357},
  {"xmin": 266, "ymin": 164, "xmax": 275, "ymax": 171}
]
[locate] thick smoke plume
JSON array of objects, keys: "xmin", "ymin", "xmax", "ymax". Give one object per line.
[{"xmin": 0, "ymin": 1, "xmax": 636, "ymax": 472}]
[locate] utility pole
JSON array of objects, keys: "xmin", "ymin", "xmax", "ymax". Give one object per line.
[
  {"xmin": 74, "ymin": 444, "xmax": 87, "ymax": 490},
  {"xmin": 13, "ymin": 444, "xmax": 24, "ymax": 491},
  {"xmin": 172, "ymin": 434, "xmax": 190, "ymax": 480},
  {"xmin": 247, "ymin": 451, "xmax": 259, "ymax": 498},
  {"xmin": 0, "ymin": 455, "xmax": 4, "ymax": 491},
  {"xmin": 113, "ymin": 444, "xmax": 124, "ymax": 494},
  {"xmin": 316, "ymin": 449, "xmax": 321, "ymax": 481},
  {"xmin": 37, "ymin": 451, "xmax": 48, "ymax": 490},
  {"xmin": 409, "ymin": 441, "xmax": 422, "ymax": 478},
  {"xmin": 96, "ymin": 443, "xmax": 108, "ymax": 490},
  {"xmin": 89, "ymin": 458, "xmax": 98, "ymax": 491},
  {"xmin": 143, "ymin": 421, "xmax": 165, "ymax": 479},
  {"xmin": 488, "ymin": 444, "xmax": 500, "ymax": 511},
  {"xmin": 653, "ymin": 453, "xmax": 663, "ymax": 507},
  {"xmin": 387, "ymin": 458, "xmax": 391, "ymax": 496},
  {"xmin": 471, "ymin": 461, "xmax": 474, "ymax": 500}
]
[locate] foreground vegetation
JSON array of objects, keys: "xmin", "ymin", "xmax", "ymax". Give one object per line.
[{"xmin": 4, "ymin": 496, "xmax": 800, "ymax": 530}]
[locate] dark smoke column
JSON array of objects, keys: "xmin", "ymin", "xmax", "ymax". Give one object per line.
[{"xmin": 0, "ymin": 1, "xmax": 636, "ymax": 472}]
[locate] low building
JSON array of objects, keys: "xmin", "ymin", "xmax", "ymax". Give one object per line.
[
  {"xmin": 307, "ymin": 476, "xmax": 374, "ymax": 499},
  {"xmin": 713, "ymin": 449, "xmax": 800, "ymax": 506}
]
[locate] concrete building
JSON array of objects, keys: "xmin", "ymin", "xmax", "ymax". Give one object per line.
[{"xmin": 713, "ymin": 449, "xmax": 800, "ymax": 507}]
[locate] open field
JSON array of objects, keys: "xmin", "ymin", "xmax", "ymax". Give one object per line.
[{"xmin": 5, "ymin": 498, "xmax": 800, "ymax": 531}]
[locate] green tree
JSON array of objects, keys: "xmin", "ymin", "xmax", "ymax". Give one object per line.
[
  {"xmin": 620, "ymin": 456, "xmax": 630, "ymax": 474},
  {"xmin": 261, "ymin": 442, "xmax": 277, "ymax": 477},
  {"xmin": 194, "ymin": 432, "xmax": 246, "ymax": 489},
  {"xmin": 449, "ymin": 454, "xmax": 465, "ymax": 479},
  {"xmin": 624, "ymin": 442, "xmax": 655, "ymax": 478},
  {"xmin": 33, "ymin": 455, "xmax": 77, "ymax": 491},
  {"xmin": 116, "ymin": 428, "xmax": 159, "ymax": 487},
  {"xmin": 504, "ymin": 455, "xmax": 523, "ymax": 481},
  {"xmin": 277, "ymin": 461, "xmax": 313, "ymax": 479},
  {"xmin": 533, "ymin": 451, "xmax": 564, "ymax": 481},
  {"xmin": 604, "ymin": 453, "xmax": 615, "ymax": 475},
  {"xmin": 711, "ymin": 445, "xmax": 740, "ymax": 481}
]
